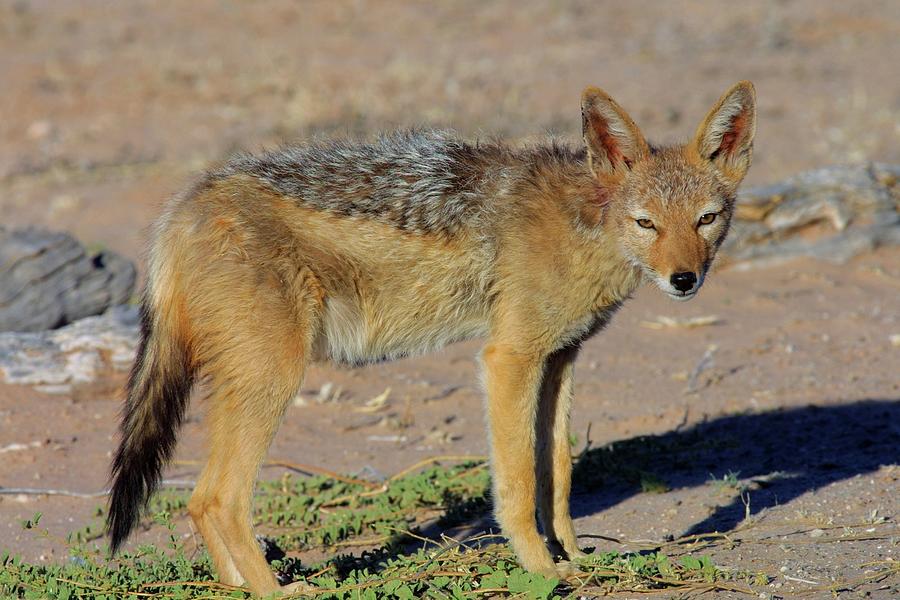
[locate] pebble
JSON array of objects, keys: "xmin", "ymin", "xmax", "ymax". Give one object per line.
[{"xmin": 26, "ymin": 120, "xmax": 54, "ymax": 140}]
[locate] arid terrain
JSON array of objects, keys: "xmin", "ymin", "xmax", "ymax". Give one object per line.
[{"xmin": 1, "ymin": 1, "xmax": 898, "ymax": 597}]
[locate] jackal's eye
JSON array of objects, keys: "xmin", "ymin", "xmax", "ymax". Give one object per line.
[
  {"xmin": 636, "ymin": 218, "xmax": 655, "ymax": 229},
  {"xmin": 698, "ymin": 213, "xmax": 717, "ymax": 226}
]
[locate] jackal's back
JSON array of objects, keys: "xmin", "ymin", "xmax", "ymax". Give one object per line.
[{"xmin": 211, "ymin": 130, "xmax": 516, "ymax": 236}]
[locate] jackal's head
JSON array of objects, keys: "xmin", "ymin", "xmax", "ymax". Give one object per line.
[{"xmin": 581, "ymin": 81, "xmax": 756, "ymax": 300}]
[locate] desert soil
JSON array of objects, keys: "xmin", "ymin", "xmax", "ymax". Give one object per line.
[{"xmin": 1, "ymin": 1, "xmax": 898, "ymax": 597}]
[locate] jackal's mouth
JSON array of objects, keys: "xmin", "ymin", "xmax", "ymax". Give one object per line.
[
  {"xmin": 650, "ymin": 273, "xmax": 702, "ymax": 300},
  {"xmin": 667, "ymin": 290, "xmax": 698, "ymax": 302}
]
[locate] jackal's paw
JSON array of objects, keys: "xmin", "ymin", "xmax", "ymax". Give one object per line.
[
  {"xmin": 533, "ymin": 564, "xmax": 561, "ymax": 581},
  {"xmin": 554, "ymin": 559, "xmax": 580, "ymax": 579},
  {"xmin": 519, "ymin": 550, "xmax": 558, "ymax": 580},
  {"xmin": 549, "ymin": 537, "xmax": 586, "ymax": 562},
  {"xmin": 279, "ymin": 580, "xmax": 314, "ymax": 597}
]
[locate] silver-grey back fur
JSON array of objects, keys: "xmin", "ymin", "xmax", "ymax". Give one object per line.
[{"xmin": 210, "ymin": 129, "xmax": 585, "ymax": 235}]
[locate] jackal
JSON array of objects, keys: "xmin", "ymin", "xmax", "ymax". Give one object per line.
[{"xmin": 108, "ymin": 81, "xmax": 756, "ymax": 594}]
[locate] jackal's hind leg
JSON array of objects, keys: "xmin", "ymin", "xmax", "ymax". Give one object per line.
[{"xmin": 186, "ymin": 272, "xmax": 321, "ymax": 595}]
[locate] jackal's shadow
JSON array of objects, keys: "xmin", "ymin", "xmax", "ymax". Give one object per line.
[
  {"xmin": 568, "ymin": 398, "xmax": 900, "ymax": 537},
  {"xmin": 313, "ymin": 398, "xmax": 899, "ymax": 574}
]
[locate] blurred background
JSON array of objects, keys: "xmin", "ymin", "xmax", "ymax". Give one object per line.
[{"xmin": 2, "ymin": 0, "xmax": 899, "ymax": 262}]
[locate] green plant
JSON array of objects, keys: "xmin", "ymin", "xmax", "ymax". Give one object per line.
[
  {"xmin": 2, "ymin": 459, "xmax": 755, "ymax": 598},
  {"xmin": 707, "ymin": 470, "xmax": 744, "ymax": 494}
]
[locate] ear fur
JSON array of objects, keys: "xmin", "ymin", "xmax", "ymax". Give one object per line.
[
  {"xmin": 581, "ymin": 87, "xmax": 650, "ymax": 178},
  {"xmin": 693, "ymin": 81, "xmax": 756, "ymax": 185}
]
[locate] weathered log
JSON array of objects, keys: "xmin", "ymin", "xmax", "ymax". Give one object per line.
[
  {"xmin": 724, "ymin": 163, "xmax": 900, "ymax": 268},
  {"xmin": 0, "ymin": 305, "xmax": 138, "ymax": 395}
]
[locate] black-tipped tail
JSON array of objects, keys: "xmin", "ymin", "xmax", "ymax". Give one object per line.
[{"xmin": 107, "ymin": 299, "xmax": 194, "ymax": 553}]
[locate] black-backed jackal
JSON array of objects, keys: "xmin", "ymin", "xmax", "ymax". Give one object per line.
[{"xmin": 108, "ymin": 81, "xmax": 756, "ymax": 595}]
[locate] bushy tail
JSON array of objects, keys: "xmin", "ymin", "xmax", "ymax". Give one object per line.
[{"xmin": 107, "ymin": 293, "xmax": 194, "ymax": 553}]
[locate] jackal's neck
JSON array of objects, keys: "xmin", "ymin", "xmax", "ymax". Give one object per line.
[
  {"xmin": 503, "ymin": 147, "xmax": 643, "ymax": 318},
  {"xmin": 572, "ymin": 228, "xmax": 644, "ymax": 313}
]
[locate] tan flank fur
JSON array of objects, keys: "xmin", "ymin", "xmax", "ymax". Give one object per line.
[{"xmin": 108, "ymin": 81, "xmax": 756, "ymax": 595}]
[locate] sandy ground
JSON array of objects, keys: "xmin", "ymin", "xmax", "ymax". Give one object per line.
[{"xmin": 1, "ymin": 1, "xmax": 899, "ymax": 597}]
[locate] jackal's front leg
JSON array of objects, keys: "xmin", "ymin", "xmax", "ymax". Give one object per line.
[
  {"xmin": 536, "ymin": 346, "xmax": 584, "ymax": 561},
  {"xmin": 482, "ymin": 343, "xmax": 557, "ymax": 578}
]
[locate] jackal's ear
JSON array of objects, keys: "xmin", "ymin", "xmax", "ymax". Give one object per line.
[
  {"xmin": 693, "ymin": 81, "xmax": 756, "ymax": 186},
  {"xmin": 581, "ymin": 87, "xmax": 650, "ymax": 178}
]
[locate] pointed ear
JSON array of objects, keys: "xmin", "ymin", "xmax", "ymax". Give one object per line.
[
  {"xmin": 581, "ymin": 86, "xmax": 650, "ymax": 178},
  {"xmin": 693, "ymin": 81, "xmax": 756, "ymax": 186}
]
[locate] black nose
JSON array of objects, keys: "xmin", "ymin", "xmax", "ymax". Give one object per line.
[{"xmin": 670, "ymin": 272, "xmax": 697, "ymax": 292}]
